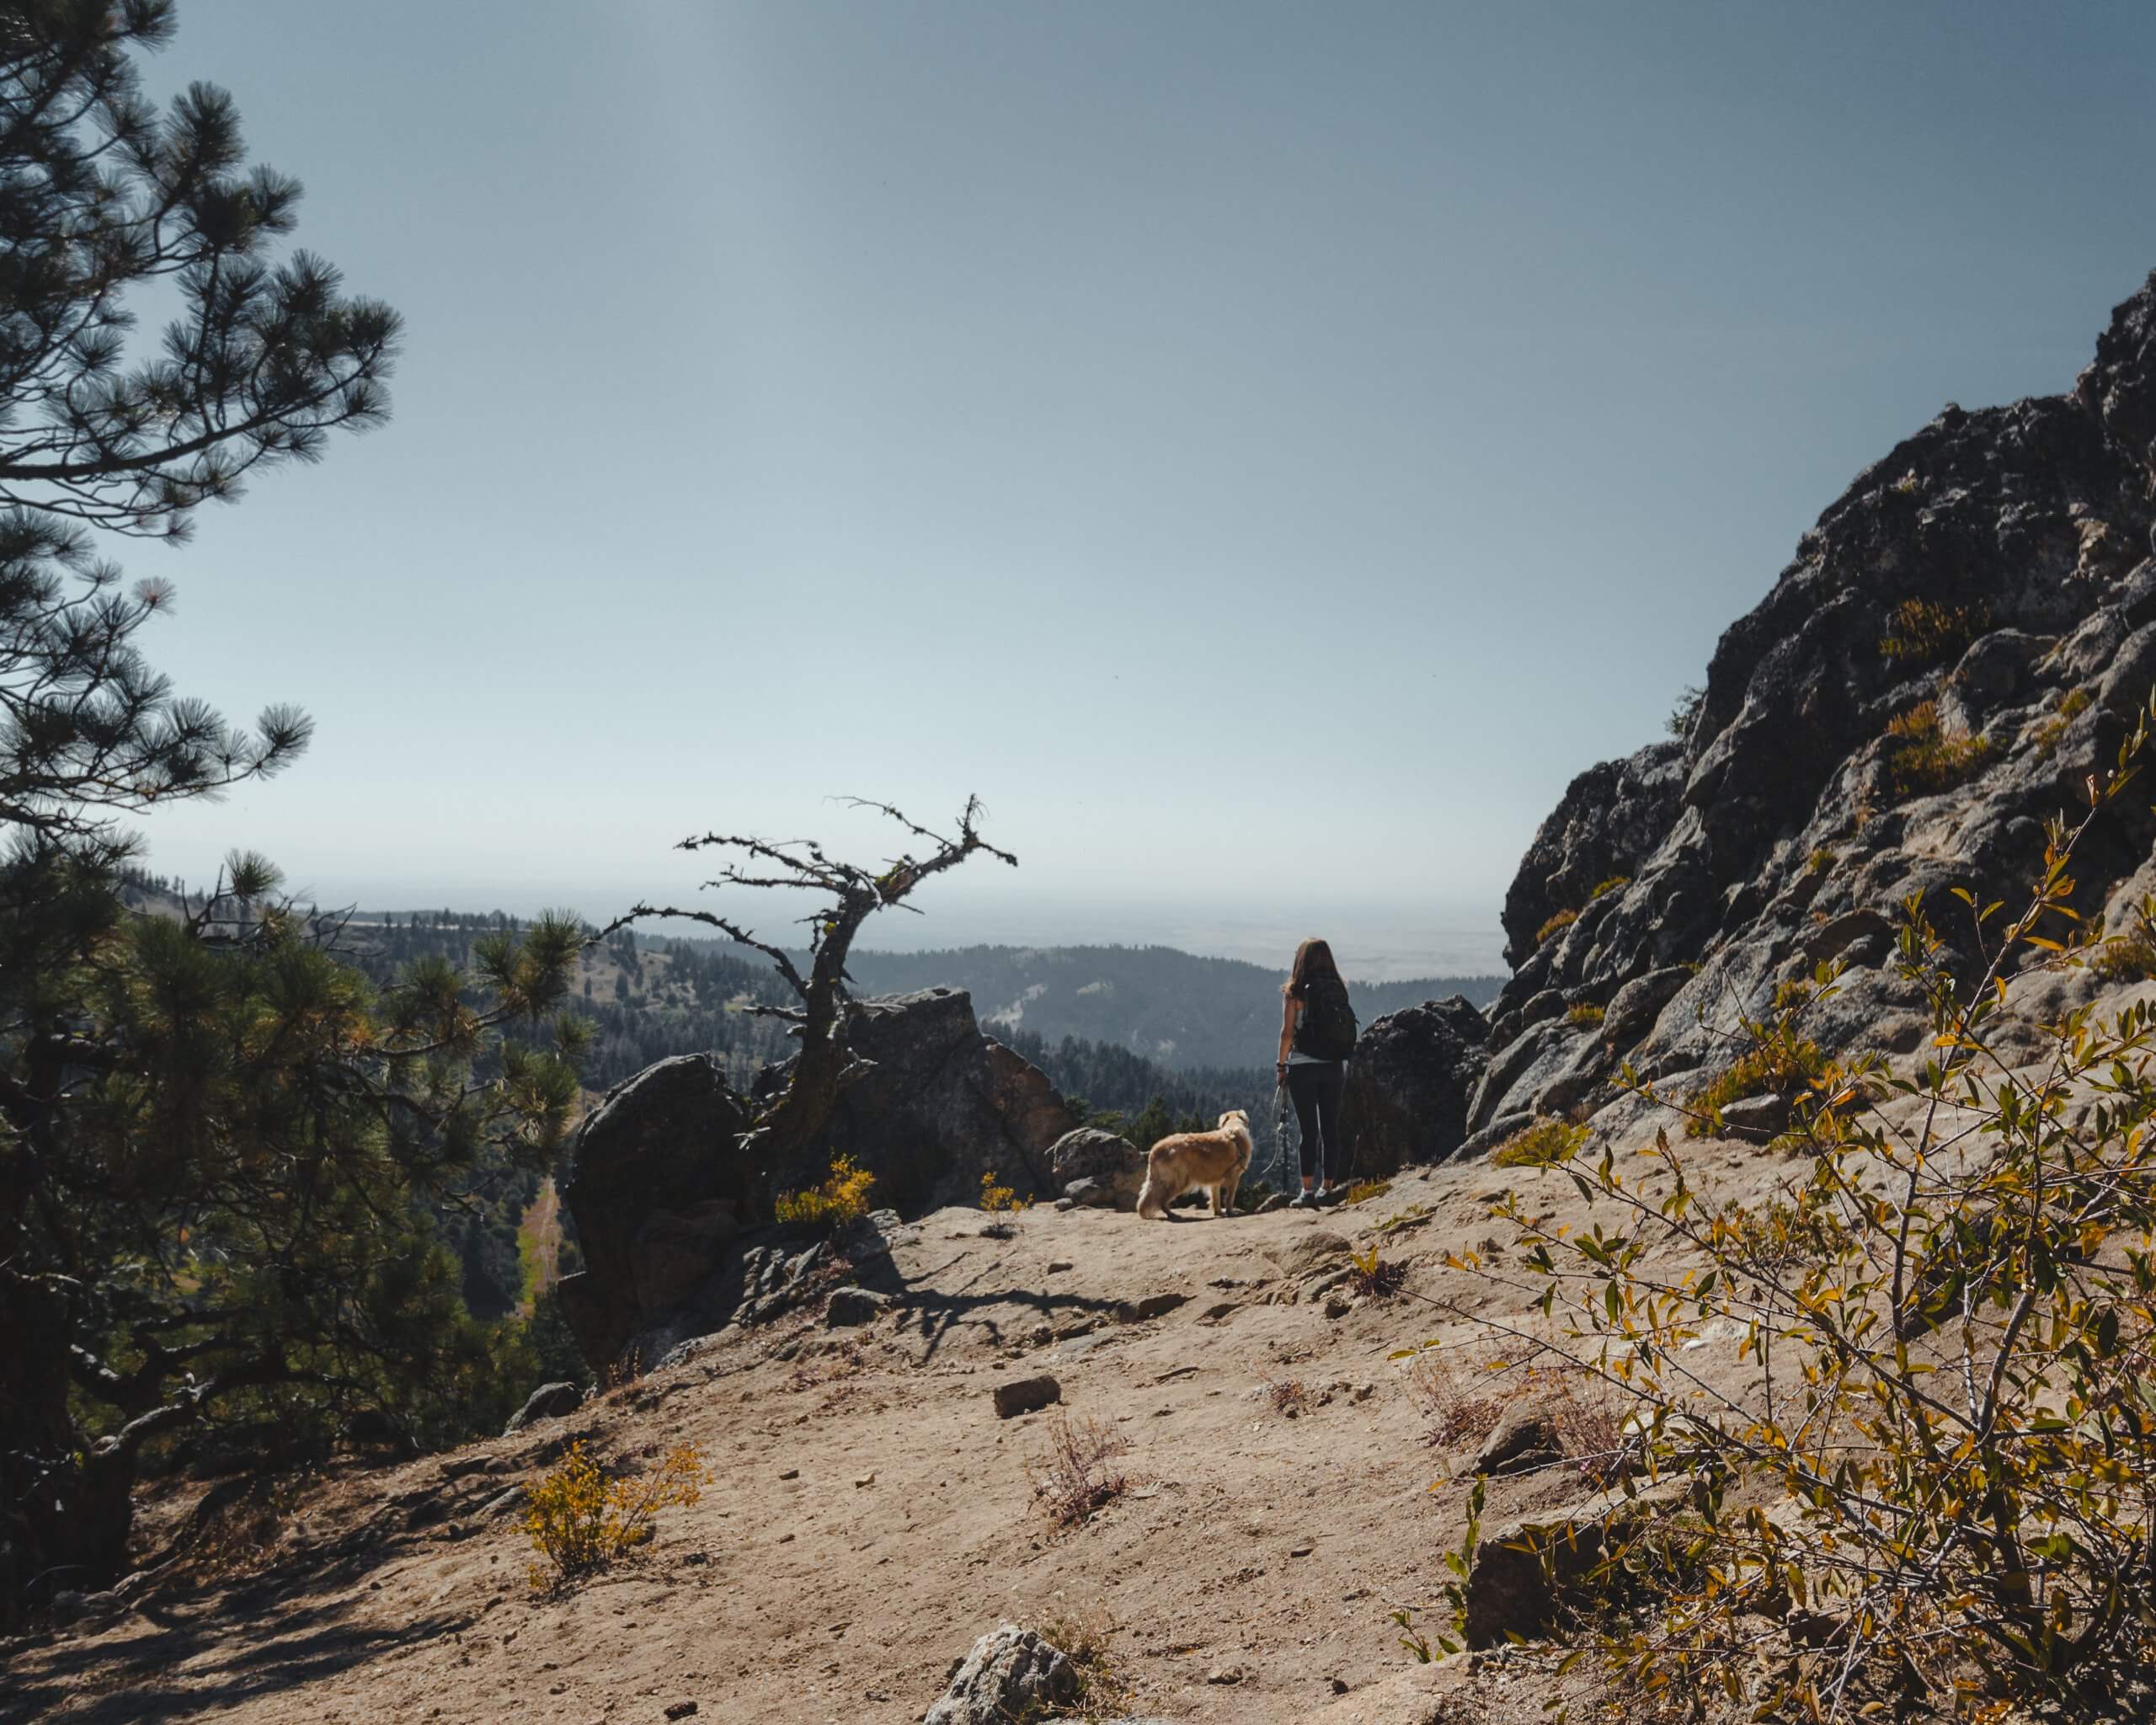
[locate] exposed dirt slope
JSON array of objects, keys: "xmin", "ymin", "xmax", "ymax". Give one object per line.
[{"xmin": 1, "ymin": 1147, "xmax": 1791, "ymax": 1725}]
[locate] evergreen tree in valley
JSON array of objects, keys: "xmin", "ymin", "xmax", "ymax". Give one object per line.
[{"xmin": 0, "ymin": 2, "xmax": 580, "ymax": 1615}]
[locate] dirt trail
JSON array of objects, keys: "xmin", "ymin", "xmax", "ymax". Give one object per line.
[
  {"xmin": 517, "ymin": 1177, "xmax": 566, "ymax": 1316},
  {"xmin": 4, "ymin": 1146, "xmax": 1787, "ymax": 1725}
]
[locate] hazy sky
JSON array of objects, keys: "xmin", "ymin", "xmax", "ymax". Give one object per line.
[{"xmin": 126, "ymin": 2, "xmax": 2156, "ymax": 969}]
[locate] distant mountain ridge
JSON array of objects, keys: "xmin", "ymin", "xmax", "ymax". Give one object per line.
[{"xmin": 661, "ymin": 936, "xmax": 1501, "ymax": 1071}]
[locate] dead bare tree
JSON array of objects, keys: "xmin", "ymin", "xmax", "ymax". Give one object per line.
[{"xmin": 602, "ymin": 795, "xmax": 1016, "ymax": 1188}]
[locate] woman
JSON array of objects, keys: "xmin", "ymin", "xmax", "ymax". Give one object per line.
[{"xmin": 1276, "ymin": 937, "xmax": 1356, "ymax": 1210}]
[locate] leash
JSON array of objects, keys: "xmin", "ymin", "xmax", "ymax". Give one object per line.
[{"xmin": 1270, "ymin": 1077, "xmax": 1297, "ymax": 1194}]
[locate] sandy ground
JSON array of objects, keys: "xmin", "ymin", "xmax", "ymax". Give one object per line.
[{"xmin": 4, "ymin": 1142, "xmax": 1797, "ymax": 1725}]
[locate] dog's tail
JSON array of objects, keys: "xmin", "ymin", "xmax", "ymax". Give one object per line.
[{"xmin": 1134, "ymin": 1176, "xmax": 1166, "ymax": 1220}]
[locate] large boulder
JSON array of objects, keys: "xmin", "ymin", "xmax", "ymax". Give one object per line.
[
  {"xmin": 767, "ymin": 988, "xmax": 1078, "ymax": 1212},
  {"xmin": 558, "ymin": 1055, "xmax": 752, "ymax": 1373},
  {"xmin": 503, "ymin": 1381, "xmax": 584, "ymax": 1435},
  {"xmin": 1337, "ymin": 995, "xmax": 1491, "ymax": 1171},
  {"xmin": 923, "ymin": 1625, "xmax": 1079, "ymax": 1725},
  {"xmin": 1048, "ymin": 1127, "xmax": 1146, "ymax": 1209},
  {"xmin": 560, "ymin": 989, "xmax": 1069, "ymax": 1373}
]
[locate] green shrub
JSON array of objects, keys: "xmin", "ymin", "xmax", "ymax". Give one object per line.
[
  {"xmin": 1878, "ymin": 595, "xmax": 1986, "ymax": 667},
  {"xmin": 1490, "ymin": 1116, "xmax": 1588, "ymax": 1168},
  {"xmin": 1883, "ymin": 699, "xmax": 1993, "ymax": 798},
  {"xmin": 1805, "ymin": 846, "xmax": 1836, "ymax": 875},
  {"xmin": 1460, "ymin": 715, "xmax": 2156, "ymax": 1714},
  {"xmin": 1588, "ymin": 875, "xmax": 1630, "ymax": 901},
  {"xmin": 1682, "ymin": 1032, "xmax": 1832, "ymax": 1135},
  {"xmin": 1565, "ymin": 1001, "xmax": 1605, "ymax": 1028}
]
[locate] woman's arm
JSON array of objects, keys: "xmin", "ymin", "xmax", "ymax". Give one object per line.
[{"xmin": 1277, "ymin": 994, "xmax": 1298, "ymax": 1073}]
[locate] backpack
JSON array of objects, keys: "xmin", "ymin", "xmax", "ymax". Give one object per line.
[{"xmin": 1294, "ymin": 976, "xmax": 1358, "ymax": 1060}]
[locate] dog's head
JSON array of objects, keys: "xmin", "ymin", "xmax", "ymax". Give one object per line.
[{"xmin": 1218, "ymin": 1108, "xmax": 1250, "ymax": 1135}]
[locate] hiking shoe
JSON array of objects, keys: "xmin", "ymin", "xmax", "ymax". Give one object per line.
[
  {"xmin": 1290, "ymin": 1189, "xmax": 1321, "ymax": 1211},
  {"xmin": 1315, "ymin": 1185, "xmax": 1341, "ymax": 1205}
]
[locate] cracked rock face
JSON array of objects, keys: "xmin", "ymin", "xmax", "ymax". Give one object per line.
[
  {"xmin": 1474, "ymin": 269, "xmax": 2156, "ymax": 1143},
  {"xmin": 921, "ymin": 1625, "xmax": 1079, "ymax": 1725}
]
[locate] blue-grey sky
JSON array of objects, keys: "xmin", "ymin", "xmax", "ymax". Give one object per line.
[{"xmin": 131, "ymin": 2, "xmax": 2156, "ymax": 971}]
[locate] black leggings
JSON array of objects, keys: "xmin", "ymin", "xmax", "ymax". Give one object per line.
[{"xmin": 1285, "ymin": 1060, "xmax": 1346, "ymax": 1183}]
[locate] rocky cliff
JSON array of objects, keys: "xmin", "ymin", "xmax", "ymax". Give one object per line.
[
  {"xmin": 1465, "ymin": 269, "xmax": 2156, "ymax": 1147},
  {"xmin": 558, "ymin": 987, "xmax": 1076, "ymax": 1371}
]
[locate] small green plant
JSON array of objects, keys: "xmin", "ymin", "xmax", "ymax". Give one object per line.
[
  {"xmin": 1806, "ymin": 845, "xmax": 1837, "ymax": 875},
  {"xmin": 1535, "ymin": 907, "xmax": 1578, "ymax": 944},
  {"xmin": 1588, "ymin": 874, "xmax": 1630, "ymax": 901},
  {"xmin": 1377, "ymin": 1201, "xmax": 1431, "ymax": 1234},
  {"xmin": 1347, "ymin": 1242, "xmax": 1404, "ymax": 1299},
  {"xmin": 1339, "ymin": 1177, "xmax": 1391, "ymax": 1204},
  {"xmin": 523, "ymin": 1440, "xmax": 706, "ymax": 1592},
  {"xmin": 1565, "ymin": 1001, "xmax": 1605, "ymax": 1028},
  {"xmin": 774, "ymin": 1153, "xmax": 875, "ymax": 1231},
  {"xmin": 979, "ymin": 1168, "xmax": 1032, "ymax": 1212},
  {"xmin": 1490, "ymin": 1116, "xmax": 1588, "ymax": 1168},
  {"xmin": 1681, "ymin": 1015, "xmax": 1833, "ymax": 1136},
  {"xmin": 2031, "ymin": 684, "xmax": 2093, "ymax": 757},
  {"xmin": 1882, "ymin": 698, "xmax": 1993, "ymax": 799},
  {"xmin": 1877, "ymin": 595, "xmax": 1986, "ymax": 667},
  {"xmin": 1666, "ymin": 684, "xmax": 1705, "ymax": 739},
  {"xmin": 1390, "ymin": 1605, "xmax": 1435, "ymax": 1662},
  {"xmin": 2094, "ymin": 896, "xmax": 2156, "ymax": 983}
]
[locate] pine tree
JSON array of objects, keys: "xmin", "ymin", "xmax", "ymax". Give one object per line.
[{"xmin": 0, "ymin": 3, "xmax": 574, "ymax": 1615}]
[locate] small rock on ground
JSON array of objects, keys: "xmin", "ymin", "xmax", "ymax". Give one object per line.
[
  {"xmin": 923, "ymin": 1625, "xmax": 1079, "ymax": 1725},
  {"xmin": 992, "ymin": 1374, "xmax": 1062, "ymax": 1418}
]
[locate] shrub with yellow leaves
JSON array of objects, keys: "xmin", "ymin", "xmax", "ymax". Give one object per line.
[
  {"xmin": 979, "ymin": 1169, "xmax": 1032, "ymax": 1212},
  {"xmin": 522, "ymin": 1440, "xmax": 706, "ymax": 1591},
  {"xmin": 1422, "ymin": 697, "xmax": 2156, "ymax": 1717},
  {"xmin": 774, "ymin": 1153, "xmax": 875, "ymax": 1231}
]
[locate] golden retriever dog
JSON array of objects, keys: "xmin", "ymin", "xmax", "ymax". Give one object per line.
[{"xmin": 1136, "ymin": 1109, "xmax": 1252, "ymax": 1220}]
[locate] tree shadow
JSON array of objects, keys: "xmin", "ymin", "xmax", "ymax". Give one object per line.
[
  {"xmin": 871, "ymin": 1246, "xmax": 1134, "ymax": 1360},
  {"xmin": 4, "ymin": 1585, "xmax": 475, "ymax": 1725}
]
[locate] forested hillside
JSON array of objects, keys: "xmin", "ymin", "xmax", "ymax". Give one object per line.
[
  {"xmin": 647, "ymin": 933, "xmax": 1500, "ymax": 1070},
  {"xmin": 327, "ymin": 913, "xmax": 1292, "ymax": 1167}
]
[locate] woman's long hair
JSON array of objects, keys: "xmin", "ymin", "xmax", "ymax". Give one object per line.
[{"xmin": 1283, "ymin": 937, "xmax": 1342, "ymax": 999}]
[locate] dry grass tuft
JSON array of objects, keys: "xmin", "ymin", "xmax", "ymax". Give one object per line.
[
  {"xmin": 1883, "ymin": 699, "xmax": 1992, "ymax": 799},
  {"xmin": 1260, "ymin": 1373, "xmax": 1313, "ymax": 1418},
  {"xmin": 1027, "ymin": 1412, "xmax": 1134, "ymax": 1532},
  {"xmin": 1036, "ymin": 1605, "xmax": 1135, "ymax": 1717}
]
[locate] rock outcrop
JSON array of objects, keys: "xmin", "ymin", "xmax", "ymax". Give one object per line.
[
  {"xmin": 559, "ymin": 990, "xmax": 1074, "ymax": 1371},
  {"xmin": 557, "ymin": 1055, "xmax": 753, "ymax": 1372},
  {"xmin": 503, "ymin": 1381, "xmax": 584, "ymax": 1435},
  {"xmin": 1048, "ymin": 1126, "xmax": 1148, "ymax": 1209},
  {"xmin": 755, "ymin": 987, "xmax": 1078, "ymax": 1214},
  {"xmin": 1337, "ymin": 995, "xmax": 1489, "ymax": 1172},
  {"xmin": 1469, "ymin": 269, "xmax": 2156, "ymax": 1143},
  {"xmin": 922, "ymin": 1625, "xmax": 1080, "ymax": 1725}
]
